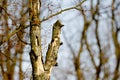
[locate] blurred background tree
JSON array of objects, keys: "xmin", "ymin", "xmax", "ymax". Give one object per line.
[{"xmin": 0, "ymin": 0, "xmax": 120, "ymax": 80}]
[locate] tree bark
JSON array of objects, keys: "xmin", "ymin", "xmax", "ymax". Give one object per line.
[
  {"xmin": 29, "ymin": 0, "xmax": 63, "ymax": 79},
  {"xmin": 44, "ymin": 20, "xmax": 63, "ymax": 80},
  {"xmin": 29, "ymin": 0, "xmax": 44, "ymax": 79}
]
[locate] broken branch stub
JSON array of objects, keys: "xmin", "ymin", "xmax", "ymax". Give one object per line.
[{"xmin": 44, "ymin": 20, "xmax": 63, "ymax": 72}]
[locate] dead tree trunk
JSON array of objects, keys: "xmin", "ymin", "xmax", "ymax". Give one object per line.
[
  {"xmin": 29, "ymin": 0, "xmax": 44, "ymax": 79},
  {"xmin": 29, "ymin": 0, "xmax": 63, "ymax": 79}
]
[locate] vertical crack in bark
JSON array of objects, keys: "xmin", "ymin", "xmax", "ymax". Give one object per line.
[{"xmin": 36, "ymin": 36, "xmax": 39, "ymax": 46}]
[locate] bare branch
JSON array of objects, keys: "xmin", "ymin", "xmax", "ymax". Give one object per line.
[
  {"xmin": 0, "ymin": 25, "xmax": 29, "ymax": 46},
  {"xmin": 111, "ymin": 0, "xmax": 120, "ymax": 80},
  {"xmin": 41, "ymin": 0, "xmax": 86, "ymax": 22},
  {"xmin": 0, "ymin": 51, "xmax": 14, "ymax": 62},
  {"xmin": 44, "ymin": 20, "xmax": 63, "ymax": 79},
  {"xmin": 16, "ymin": 32, "xmax": 30, "ymax": 45}
]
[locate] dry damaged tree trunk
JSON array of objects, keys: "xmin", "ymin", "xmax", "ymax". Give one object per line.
[{"xmin": 29, "ymin": 0, "xmax": 63, "ymax": 80}]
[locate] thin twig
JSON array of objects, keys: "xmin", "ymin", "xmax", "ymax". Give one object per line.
[
  {"xmin": 41, "ymin": 0, "xmax": 86, "ymax": 22},
  {"xmin": 0, "ymin": 51, "xmax": 14, "ymax": 62},
  {"xmin": 0, "ymin": 25, "xmax": 29, "ymax": 46},
  {"xmin": 16, "ymin": 32, "xmax": 30, "ymax": 45}
]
